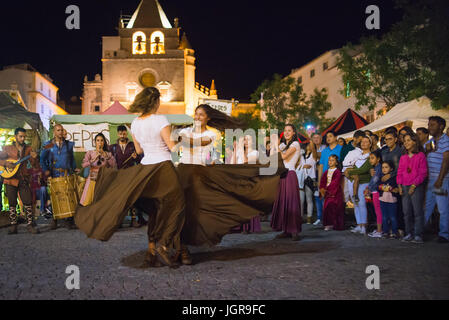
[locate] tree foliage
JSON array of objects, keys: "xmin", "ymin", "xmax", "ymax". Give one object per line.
[
  {"xmin": 250, "ymin": 74, "xmax": 334, "ymax": 131},
  {"xmin": 234, "ymin": 106, "xmax": 263, "ymax": 132},
  {"xmin": 337, "ymin": 0, "xmax": 449, "ymax": 111}
]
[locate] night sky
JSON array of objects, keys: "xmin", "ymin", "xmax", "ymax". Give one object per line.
[{"xmin": 0, "ymin": 0, "xmax": 402, "ymax": 104}]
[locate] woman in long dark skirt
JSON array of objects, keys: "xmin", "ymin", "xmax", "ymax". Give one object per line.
[{"xmin": 270, "ymin": 124, "xmax": 302, "ymax": 241}]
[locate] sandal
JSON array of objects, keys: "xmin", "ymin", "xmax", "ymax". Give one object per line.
[{"xmin": 155, "ymin": 245, "xmax": 178, "ymax": 268}]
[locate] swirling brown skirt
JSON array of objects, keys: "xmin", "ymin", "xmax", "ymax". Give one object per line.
[{"xmin": 75, "ymin": 159, "xmax": 286, "ymax": 248}]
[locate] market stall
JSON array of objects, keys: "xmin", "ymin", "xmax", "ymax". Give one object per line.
[
  {"xmin": 0, "ymin": 92, "xmax": 47, "ymax": 149},
  {"xmin": 339, "ymin": 97, "xmax": 449, "ymax": 139},
  {"xmin": 0, "ymin": 92, "xmax": 47, "ymax": 217},
  {"xmin": 321, "ymin": 108, "xmax": 368, "ymax": 137}
]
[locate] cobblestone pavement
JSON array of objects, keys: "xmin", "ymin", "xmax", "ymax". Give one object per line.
[{"xmin": 0, "ymin": 218, "xmax": 448, "ymax": 300}]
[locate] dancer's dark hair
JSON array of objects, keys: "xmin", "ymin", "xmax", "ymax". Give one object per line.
[
  {"xmin": 195, "ymin": 104, "xmax": 242, "ymax": 131},
  {"xmin": 128, "ymin": 87, "xmax": 160, "ymax": 114}
]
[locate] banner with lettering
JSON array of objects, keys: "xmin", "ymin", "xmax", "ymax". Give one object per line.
[
  {"xmin": 200, "ymin": 99, "xmax": 234, "ymax": 116},
  {"xmin": 63, "ymin": 123, "xmax": 110, "ymax": 152}
]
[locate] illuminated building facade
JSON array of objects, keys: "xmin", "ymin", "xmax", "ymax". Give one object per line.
[
  {"xmin": 82, "ymin": 0, "xmax": 217, "ymax": 116},
  {"xmin": 288, "ymin": 49, "xmax": 386, "ymax": 122},
  {"xmin": 0, "ymin": 64, "xmax": 67, "ymax": 129}
]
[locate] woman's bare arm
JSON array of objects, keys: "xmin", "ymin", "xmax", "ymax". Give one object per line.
[
  {"xmin": 131, "ymin": 133, "xmax": 144, "ymax": 155},
  {"xmin": 160, "ymin": 125, "xmax": 178, "ymax": 152}
]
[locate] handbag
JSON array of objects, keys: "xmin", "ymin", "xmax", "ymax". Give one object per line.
[{"xmin": 304, "ymin": 176, "xmax": 317, "ymax": 192}]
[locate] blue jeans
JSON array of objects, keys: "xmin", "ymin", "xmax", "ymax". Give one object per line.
[
  {"xmin": 381, "ymin": 201, "xmax": 398, "ymax": 234},
  {"xmin": 36, "ymin": 186, "xmax": 48, "ymax": 213},
  {"xmin": 348, "ymin": 180, "xmax": 368, "ymax": 224},
  {"xmin": 315, "ymin": 195, "xmax": 323, "ymax": 220},
  {"xmin": 425, "ymin": 177, "xmax": 449, "ymax": 240}
]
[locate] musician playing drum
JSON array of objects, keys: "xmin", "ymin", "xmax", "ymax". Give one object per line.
[
  {"xmin": 0, "ymin": 127, "xmax": 40, "ymax": 234},
  {"xmin": 40, "ymin": 124, "xmax": 79, "ymax": 229}
]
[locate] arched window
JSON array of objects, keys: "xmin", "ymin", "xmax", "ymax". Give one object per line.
[
  {"xmin": 150, "ymin": 31, "xmax": 165, "ymax": 54},
  {"xmin": 126, "ymin": 82, "xmax": 139, "ymax": 102},
  {"xmin": 132, "ymin": 31, "xmax": 146, "ymax": 55},
  {"xmin": 156, "ymin": 81, "xmax": 172, "ymax": 102}
]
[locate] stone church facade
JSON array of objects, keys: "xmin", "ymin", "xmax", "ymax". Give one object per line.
[{"xmin": 82, "ymin": 0, "xmax": 217, "ymax": 116}]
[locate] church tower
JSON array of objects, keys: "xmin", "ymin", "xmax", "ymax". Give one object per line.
[{"xmin": 82, "ymin": 0, "xmax": 215, "ymax": 115}]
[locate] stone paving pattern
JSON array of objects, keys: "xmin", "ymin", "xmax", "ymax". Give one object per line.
[{"xmin": 0, "ymin": 219, "xmax": 448, "ymax": 300}]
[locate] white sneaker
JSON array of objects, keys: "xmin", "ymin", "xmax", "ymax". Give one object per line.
[
  {"xmin": 351, "ymin": 226, "xmax": 361, "ymax": 233},
  {"xmin": 368, "ymin": 231, "xmax": 382, "ymax": 238},
  {"xmin": 360, "ymin": 226, "xmax": 366, "ymax": 235},
  {"xmin": 313, "ymin": 219, "xmax": 322, "ymax": 226}
]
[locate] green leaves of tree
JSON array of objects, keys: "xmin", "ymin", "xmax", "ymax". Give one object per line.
[
  {"xmin": 337, "ymin": 0, "xmax": 449, "ymax": 111},
  {"xmin": 250, "ymin": 74, "xmax": 334, "ymax": 131}
]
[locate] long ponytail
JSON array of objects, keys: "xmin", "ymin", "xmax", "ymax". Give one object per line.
[{"xmin": 195, "ymin": 104, "xmax": 243, "ymax": 131}]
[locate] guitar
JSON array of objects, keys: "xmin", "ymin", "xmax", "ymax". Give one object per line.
[{"xmin": 0, "ymin": 143, "xmax": 54, "ymax": 179}]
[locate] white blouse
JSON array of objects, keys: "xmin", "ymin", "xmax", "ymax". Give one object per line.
[
  {"xmin": 236, "ymin": 150, "xmax": 259, "ymax": 164},
  {"xmin": 297, "ymin": 153, "xmax": 317, "ymax": 179},
  {"xmin": 179, "ymin": 127, "xmax": 217, "ymax": 165},
  {"xmin": 327, "ymin": 168, "xmax": 337, "ymax": 186},
  {"xmin": 131, "ymin": 115, "xmax": 172, "ymax": 165},
  {"xmin": 280, "ymin": 141, "xmax": 301, "ymax": 171}
]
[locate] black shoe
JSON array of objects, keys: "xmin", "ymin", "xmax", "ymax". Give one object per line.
[
  {"xmin": 179, "ymin": 246, "xmax": 193, "ymax": 265},
  {"xmin": 137, "ymin": 214, "xmax": 147, "ymax": 226},
  {"xmin": 27, "ymin": 224, "xmax": 40, "ymax": 234},
  {"xmin": 437, "ymin": 236, "xmax": 449, "ymax": 243},
  {"xmin": 275, "ymin": 232, "xmax": 290, "ymax": 239},
  {"xmin": 65, "ymin": 219, "xmax": 77, "ymax": 229},
  {"xmin": 155, "ymin": 246, "xmax": 178, "ymax": 268},
  {"xmin": 50, "ymin": 219, "xmax": 58, "ymax": 230},
  {"xmin": 353, "ymin": 195, "xmax": 360, "ymax": 203},
  {"xmin": 8, "ymin": 224, "xmax": 18, "ymax": 235}
]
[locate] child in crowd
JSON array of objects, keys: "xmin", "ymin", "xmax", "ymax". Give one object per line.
[
  {"xmin": 366, "ymin": 150, "xmax": 383, "ymax": 238},
  {"xmin": 319, "ymin": 155, "xmax": 344, "ymax": 231},
  {"xmin": 397, "ymin": 133, "xmax": 428, "ymax": 243},
  {"xmin": 378, "ymin": 161, "xmax": 399, "ymax": 239}
]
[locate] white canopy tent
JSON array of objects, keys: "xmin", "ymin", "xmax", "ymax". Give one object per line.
[{"xmin": 339, "ymin": 97, "xmax": 449, "ymax": 139}]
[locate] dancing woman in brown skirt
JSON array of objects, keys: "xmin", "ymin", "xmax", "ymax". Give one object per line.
[
  {"xmin": 75, "ymin": 87, "xmax": 185, "ymax": 268},
  {"xmin": 75, "ymin": 88, "xmax": 287, "ymax": 268}
]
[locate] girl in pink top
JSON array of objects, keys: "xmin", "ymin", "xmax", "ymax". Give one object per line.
[
  {"xmin": 80, "ymin": 133, "xmax": 116, "ymax": 206},
  {"xmin": 397, "ymin": 133, "xmax": 428, "ymax": 243}
]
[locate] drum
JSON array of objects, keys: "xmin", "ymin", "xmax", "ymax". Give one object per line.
[
  {"xmin": 48, "ymin": 175, "xmax": 78, "ymax": 220},
  {"xmin": 76, "ymin": 175, "xmax": 86, "ymax": 200}
]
